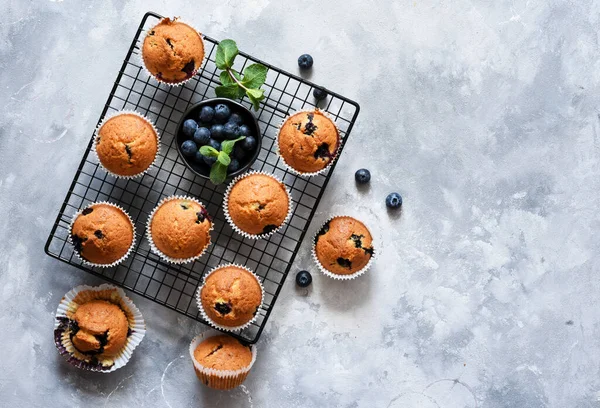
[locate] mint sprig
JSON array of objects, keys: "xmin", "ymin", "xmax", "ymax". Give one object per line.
[
  {"xmin": 199, "ymin": 136, "xmax": 245, "ymax": 185},
  {"xmin": 214, "ymin": 39, "xmax": 268, "ymax": 111}
]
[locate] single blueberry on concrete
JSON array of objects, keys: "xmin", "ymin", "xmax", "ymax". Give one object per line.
[
  {"xmin": 355, "ymin": 169, "xmax": 371, "ymax": 184},
  {"xmin": 386, "ymin": 192, "xmax": 402, "ymax": 209},
  {"xmin": 298, "ymin": 54, "xmax": 314, "ymax": 69},
  {"xmin": 296, "ymin": 270, "xmax": 312, "ymax": 287}
]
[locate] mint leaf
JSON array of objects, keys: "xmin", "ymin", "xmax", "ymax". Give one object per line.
[
  {"xmin": 199, "ymin": 146, "xmax": 219, "ymax": 157},
  {"xmin": 220, "ymin": 70, "xmax": 242, "ymax": 86},
  {"xmin": 215, "ymin": 39, "xmax": 238, "ymax": 70},
  {"xmin": 210, "ymin": 162, "xmax": 228, "ymax": 185},
  {"xmin": 221, "ymin": 136, "xmax": 245, "ymax": 155},
  {"xmin": 241, "ymin": 64, "xmax": 268, "ymax": 89},
  {"xmin": 217, "ymin": 151, "xmax": 231, "ymax": 166},
  {"xmin": 246, "ymin": 88, "xmax": 265, "ymax": 111},
  {"xmin": 215, "ymin": 84, "xmax": 243, "ymax": 99}
]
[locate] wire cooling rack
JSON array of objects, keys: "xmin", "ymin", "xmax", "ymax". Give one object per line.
[{"xmin": 44, "ymin": 11, "xmax": 360, "ymax": 344}]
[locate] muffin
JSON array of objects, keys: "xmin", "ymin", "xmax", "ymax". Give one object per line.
[
  {"xmin": 313, "ymin": 216, "xmax": 375, "ymax": 278},
  {"xmin": 198, "ymin": 264, "xmax": 263, "ymax": 329},
  {"xmin": 277, "ymin": 109, "xmax": 340, "ymax": 174},
  {"xmin": 54, "ymin": 284, "xmax": 146, "ymax": 372},
  {"xmin": 142, "ymin": 17, "xmax": 205, "ymax": 84},
  {"xmin": 224, "ymin": 172, "xmax": 291, "ymax": 238},
  {"xmin": 70, "ymin": 202, "xmax": 135, "ymax": 266},
  {"xmin": 189, "ymin": 331, "xmax": 257, "ymax": 390},
  {"xmin": 95, "ymin": 112, "xmax": 159, "ymax": 177},
  {"xmin": 147, "ymin": 196, "xmax": 212, "ymax": 263}
]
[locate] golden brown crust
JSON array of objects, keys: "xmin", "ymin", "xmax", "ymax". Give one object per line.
[
  {"xmin": 71, "ymin": 204, "xmax": 134, "ymax": 264},
  {"xmin": 227, "ymin": 174, "xmax": 289, "ymax": 235},
  {"xmin": 278, "ymin": 110, "xmax": 339, "ymax": 173},
  {"xmin": 200, "ymin": 266, "xmax": 262, "ymax": 327},
  {"xmin": 193, "ymin": 335, "xmax": 252, "ymax": 371},
  {"xmin": 142, "ymin": 18, "xmax": 204, "ymax": 83},
  {"xmin": 150, "ymin": 198, "xmax": 212, "ymax": 260},
  {"xmin": 96, "ymin": 113, "xmax": 158, "ymax": 176},
  {"xmin": 315, "ymin": 216, "xmax": 374, "ymax": 275},
  {"xmin": 72, "ymin": 300, "xmax": 129, "ymax": 357}
]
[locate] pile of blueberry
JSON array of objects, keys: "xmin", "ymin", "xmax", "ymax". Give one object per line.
[{"xmin": 179, "ymin": 102, "xmax": 257, "ymax": 174}]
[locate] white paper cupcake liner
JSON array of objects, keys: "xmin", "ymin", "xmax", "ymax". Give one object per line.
[
  {"xmin": 276, "ymin": 108, "xmax": 341, "ymax": 177},
  {"xmin": 53, "ymin": 283, "xmax": 146, "ymax": 373},
  {"xmin": 189, "ymin": 329, "xmax": 257, "ymax": 390},
  {"xmin": 139, "ymin": 17, "xmax": 207, "ymax": 87},
  {"xmin": 196, "ymin": 263, "xmax": 265, "ymax": 332},
  {"xmin": 311, "ymin": 215, "xmax": 377, "ymax": 280},
  {"xmin": 92, "ymin": 110, "xmax": 161, "ymax": 179},
  {"xmin": 68, "ymin": 201, "xmax": 136, "ymax": 268},
  {"xmin": 145, "ymin": 195, "xmax": 213, "ymax": 264},
  {"xmin": 223, "ymin": 171, "xmax": 294, "ymax": 240}
]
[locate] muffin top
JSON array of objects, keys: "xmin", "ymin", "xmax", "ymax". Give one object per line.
[
  {"xmin": 278, "ymin": 110, "xmax": 339, "ymax": 173},
  {"xmin": 200, "ymin": 266, "xmax": 262, "ymax": 327},
  {"xmin": 96, "ymin": 113, "xmax": 158, "ymax": 176},
  {"xmin": 314, "ymin": 216, "xmax": 374, "ymax": 275},
  {"xmin": 150, "ymin": 198, "xmax": 212, "ymax": 260},
  {"xmin": 142, "ymin": 18, "xmax": 204, "ymax": 83},
  {"xmin": 71, "ymin": 204, "xmax": 134, "ymax": 265},
  {"xmin": 193, "ymin": 335, "xmax": 252, "ymax": 371},
  {"xmin": 227, "ymin": 174, "xmax": 290, "ymax": 236},
  {"xmin": 71, "ymin": 300, "xmax": 129, "ymax": 357}
]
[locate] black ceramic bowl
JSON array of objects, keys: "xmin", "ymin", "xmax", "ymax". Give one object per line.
[{"xmin": 175, "ymin": 98, "xmax": 261, "ymax": 181}]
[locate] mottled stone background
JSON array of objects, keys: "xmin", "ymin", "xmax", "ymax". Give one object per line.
[{"xmin": 1, "ymin": 0, "xmax": 600, "ymax": 407}]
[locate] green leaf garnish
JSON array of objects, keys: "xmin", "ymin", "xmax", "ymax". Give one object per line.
[
  {"xmin": 215, "ymin": 39, "xmax": 268, "ymax": 111},
  {"xmin": 199, "ymin": 146, "xmax": 219, "ymax": 157},
  {"xmin": 210, "ymin": 162, "xmax": 228, "ymax": 185},
  {"xmin": 221, "ymin": 136, "xmax": 245, "ymax": 155},
  {"xmin": 217, "ymin": 151, "xmax": 231, "ymax": 166},
  {"xmin": 215, "ymin": 39, "xmax": 238, "ymax": 70}
]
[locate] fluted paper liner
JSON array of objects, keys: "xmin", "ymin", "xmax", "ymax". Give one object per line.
[
  {"xmin": 145, "ymin": 195, "xmax": 213, "ymax": 264},
  {"xmin": 196, "ymin": 263, "xmax": 265, "ymax": 332},
  {"xmin": 276, "ymin": 108, "xmax": 341, "ymax": 177},
  {"xmin": 93, "ymin": 110, "xmax": 161, "ymax": 179},
  {"xmin": 223, "ymin": 171, "xmax": 294, "ymax": 240},
  {"xmin": 311, "ymin": 215, "xmax": 377, "ymax": 280},
  {"xmin": 140, "ymin": 17, "xmax": 207, "ymax": 87},
  {"xmin": 68, "ymin": 201, "xmax": 136, "ymax": 268},
  {"xmin": 53, "ymin": 284, "xmax": 146, "ymax": 373},
  {"xmin": 189, "ymin": 329, "xmax": 257, "ymax": 390}
]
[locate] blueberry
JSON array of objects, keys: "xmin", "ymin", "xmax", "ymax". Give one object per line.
[
  {"xmin": 203, "ymin": 155, "xmax": 217, "ymax": 166},
  {"xmin": 238, "ymin": 124, "xmax": 251, "ymax": 137},
  {"xmin": 181, "ymin": 140, "xmax": 198, "ymax": 157},
  {"xmin": 193, "ymin": 150, "xmax": 205, "ymax": 164},
  {"xmin": 232, "ymin": 145, "xmax": 247, "ymax": 161},
  {"xmin": 193, "ymin": 127, "xmax": 211, "ymax": 146},
  {"xmin": 386, "ymin": 192, "xmax": 402, "ymax": 209},
  {"xmin": 210, "ymin": 124, "xmax": 226, "ymax": 141},
  {"xmin": 228, "ymin": 113, "xmax": 243, "ymax": 125},
  {"xmin": 182, "ymin": 119, "xmax": 198, "ymax": 138},
  {"xmin": 355, "ymin": 169, "xmax": 371, "ymax": 184},
  {"xmin": 298, "ymin": 54, "xmax": 314, "ymax": 69},
  {"xmin": 199, "ymin": 106, "xmax": 215, "ymax": 123},
  {"xmin": 214, "ymin": 104, "xmax": 231, "ymax": 123},
  {"xmin": 313, "ymin": 88, "xmax": 327, "ymax": 101},
  {"xmin": 223, "ymin": 122, "xmax": 240, "ymax": 139},
  {"xmin": 208, "ymin": 138, "xmax": 221, "ymax": 151},
  {"xmin": 227, "ymin": 158, "xmax": 240, "ymax": 173},
  {"xmin": 295, "ymin": 270, "xmax": 312, "ymax": 288},
  {"xmin": 241, "ymin": 135, "xmax": 257, "ymax": 151}
]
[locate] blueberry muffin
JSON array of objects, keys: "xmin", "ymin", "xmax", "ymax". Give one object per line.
[
  {"xmin": 225, "ymin": 173, "xmax": 290, "ymax": 236},
  {"xmin": 199, "ymin": 265, "xmax": 263, "ymax": 328},
  {"xmin": 95, "ymin": 112, "xmax": 158, "ymax": 177},
  {"xmin": 190, "ymin": 333, "xmax": 255, "ymax": 389},
  {"xmin": 148, "ymin": 197, "xmax": 212, "ymax": 262},
  {"xmin": 70, "ymin": 203, "xmax": 134, "ymax": 265},
  {"xmin": 314, "ymin": 216, "xmax": 374, "ymax": 276},
  {"xmin": 142, "ymin": 17, "xmax": 205, "ymax": 84},
  {"xmin": 69, "ymin": 300, "xmax": 129, "ymax": 357},
  {"xmin": 278, "ymin": 109, "xmax": 340, "ymax": 174}
]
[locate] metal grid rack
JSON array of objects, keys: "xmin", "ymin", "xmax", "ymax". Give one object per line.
[{"xmin": 44, "ymin": 11, "xmax": 360, "ymax": 344}]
